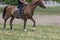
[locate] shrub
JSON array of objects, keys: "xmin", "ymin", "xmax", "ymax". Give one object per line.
[{"xmin": 2, "ymin": 0, "xmax": 32, "ymax": 5}]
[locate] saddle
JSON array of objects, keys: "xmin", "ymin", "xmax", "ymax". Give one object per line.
[
  {"xmin": 14, "ymin": 7, "xmax": 24, "ymax": 19},
  {"xmin": 14, "ymin": 4, "xmax": 28, "ymax": 19}
]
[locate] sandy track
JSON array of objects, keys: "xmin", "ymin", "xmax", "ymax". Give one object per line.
[{"xmin": 0, "ymin": 14, "xmax": 60, "ymax": 26}]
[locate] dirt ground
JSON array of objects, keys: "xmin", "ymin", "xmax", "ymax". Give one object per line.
[{"xmin": 0, "ymin": 14, "xmax": 60, "ymax": 26}]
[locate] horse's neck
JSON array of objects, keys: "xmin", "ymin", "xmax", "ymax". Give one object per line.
[
  {"xmin": 25, "ymin": 2, "xmax": 38, "ymax": 9},
  {"xmin": 23, "ymin": 2, "xmax": 38, "ymax": 14},
  {"xmin": 31, "ymin": 2, "xmax": 38, "ymax": 10}
]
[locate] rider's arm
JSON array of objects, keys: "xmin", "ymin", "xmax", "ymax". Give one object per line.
[
  {"xmin": 20, "ymin": 0, "xmax": 25, "ymax": 3},
  {"xmin": 20, "ymin": 0, "xmax": 28, "ymax": 4}
]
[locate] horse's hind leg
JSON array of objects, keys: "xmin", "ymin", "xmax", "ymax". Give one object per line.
[
  {"xmin": 30, "ymin": 18, "xmax": 35, "ymax": 31},
  {"xmin": 10, "ymin": 17, "xmax": 14, "ymax": 30},
  {"xmin": 3, "ymin": 18, "xmax": 9, "ymax": 29}
]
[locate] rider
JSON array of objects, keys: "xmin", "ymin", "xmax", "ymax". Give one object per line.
[{"xmin": 18, "ymin": 0, "xmax": 27, "ymax": 18}]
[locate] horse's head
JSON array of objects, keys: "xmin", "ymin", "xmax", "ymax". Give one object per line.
[
  {"xmin": 38, "ymin": 0, "xmax": 46, "ymax": 8},
  {"xmin": 32, "ymin": 0, "xmax": 46, "ymax": 8}
]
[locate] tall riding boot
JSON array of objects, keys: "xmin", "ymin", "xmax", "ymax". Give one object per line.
[{"xmin": 19, "ymin": 9, "xmax": 23, "ymax": 18}]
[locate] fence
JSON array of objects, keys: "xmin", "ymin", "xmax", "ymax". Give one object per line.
[{"xmin": 43, "ymin": 0, "xmax": 60, "ymax": 7}]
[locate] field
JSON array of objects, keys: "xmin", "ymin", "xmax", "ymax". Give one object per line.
[
  {"xmin": 0, "ymin": 6, "xmax": 60, "ymax": 15},
  {"xmin": 0, "ymin": 6, "xmax": 60, "ymax": 40},
  {"xmin": 35, "ymin": 6, "xmax": 60, "ymax": 15},
  {"xmin": 0, "ymin": 7, "xmax": 4, "ymax": 13},
  {"xmin": 0, "ymin": 24, "xmax": 60, "ymax": 40}
]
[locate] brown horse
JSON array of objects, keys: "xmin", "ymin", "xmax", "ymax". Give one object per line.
[{"xmin": 2, "ymin": 0, "xmax": 46, "ymax": 31}]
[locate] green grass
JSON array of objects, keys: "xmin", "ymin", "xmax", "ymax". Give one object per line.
[
  {"xmin": 0, "ymin": 24, "xmax": 60, "ymax": 40},
  {"xmin": 34, "ymin": 6, "xmax": 60, "ymax": 15},
  {"xmin": 0, "ymin": 6, "xmax": 60, "ymax": 15},
  {"xmin": 0, "ymin": 7, "xmax": 4, "ymax": 13}
]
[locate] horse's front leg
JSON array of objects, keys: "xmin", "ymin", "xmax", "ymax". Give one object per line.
[
  {"xmin": 24, "ymin": 19, "xmax": 27, "ymax": 31},
  {"xmin": 30, "ymin": 18, "xmax": 35, "ymax": 31},
  {"xmin": 10, "ymin": 17, "xmax": 14, "ymax": 30}
]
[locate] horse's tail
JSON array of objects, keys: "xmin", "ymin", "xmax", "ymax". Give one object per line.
[{"xmin": 2, "ymin": 6, "xmax": 8, "ymax": 19}]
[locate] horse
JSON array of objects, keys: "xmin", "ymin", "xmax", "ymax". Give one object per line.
[{"xmin": 2, "ymin": 0, "xmax": 46, "ymax": 31}]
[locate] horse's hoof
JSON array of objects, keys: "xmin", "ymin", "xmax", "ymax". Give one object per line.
[
  {"xmin": 11, "ymin": 29, "xmax": 14, "ymax": 31},
  {"xmin": 24, "ymin": 29, "xmax": 27, "ymax": 32},
  {"xmin": 32, "ymin": 28, "xmax": 35, "ymax": 31}
]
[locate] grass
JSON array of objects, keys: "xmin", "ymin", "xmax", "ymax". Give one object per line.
[
  {"xmin": 34, "ymin": 6, "xmax": 60, "ymax": 15},
  {"xmin": 0, "ymin": 7, "xmax": 4, "ymax": 13},
  {"xmin": 0, "ymin": 24, "xmax": 60, "ymax": 40},
  {"xmin": 0, "ymin": 6, "xmax": 60, "ymax": 15}
]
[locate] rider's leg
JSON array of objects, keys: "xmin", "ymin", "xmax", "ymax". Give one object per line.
[
  {"xmin": 19, "ymin": 7, "xmax": 23, "ymax": 18},
  {"xmin": 19, "ymin": 5, "xmax": 23, "ymax": 18}
]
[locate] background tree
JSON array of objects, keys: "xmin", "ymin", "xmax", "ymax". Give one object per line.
[
  {"xmin": 2, "ymin": 0, "xmax": 32, "ymax": 5},
  {"xmin": 53, "ymin": 0, "xmax": 60, "ymax": 3}
]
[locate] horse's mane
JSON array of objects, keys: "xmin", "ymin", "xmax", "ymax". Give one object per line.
[
  {"xmin": 24, "ymin": 1, "xmax": 38, "ymax": 6},
  {"xmin": 25, "ymin": 1, "xmax": 38, "ymax": 6}
]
